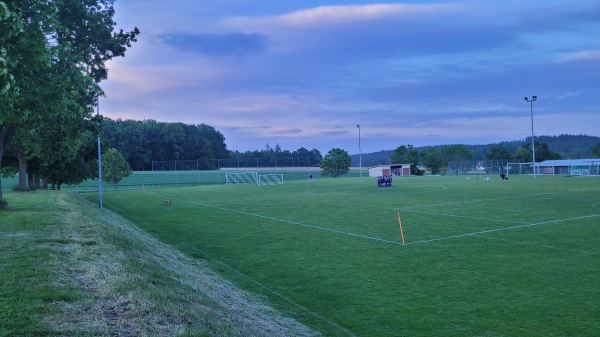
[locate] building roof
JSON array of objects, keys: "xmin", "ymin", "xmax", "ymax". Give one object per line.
[{"xmin": 537, "ymin": 159, "xmax": 599, "ymax": 166}]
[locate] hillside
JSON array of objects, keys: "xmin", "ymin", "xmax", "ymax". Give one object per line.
[
  {"xmin": 351, "ymin": 134, "xmax": 600, "ymax": 166},
  {"xmin": 0, "ymin": 191, "xmax": 316, "ymax": 336}
]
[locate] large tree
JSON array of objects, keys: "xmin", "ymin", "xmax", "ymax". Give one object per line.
[
  {"xmin": 440, "ymin": 144, "xmax": 474, "ymax": 164},
  {"xmin": 320, "ymin": 148, "xmax": 351, "ymax": 178},
  {"xmin": 390, "ymin": 145, "xmax": 407, "ymax": 164},
  {"xmin": 391, "ymin": 144, "xmax": 422, "ymax": 175},
  {"xmin": 0, "ymin": 0, "xmax": 53, "ymax": 199},
  {"xmin": 0, "ymin": 0, "xmax": 139, "ymax": 201},
  {"xmin": 423, "ymin": 147, "xmax": 443, "ymax": 174},
  {"xmin": 486, "ymin": 144, "xmax": 511, "ymax": 160}
]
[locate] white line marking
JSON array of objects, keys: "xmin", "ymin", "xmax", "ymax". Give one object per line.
[
  {"xmin": 399, "ymin": 187, "xmax": 600, "ymax": 210},
  {"xmin": 478, "ymin": 236, "xmax": 599, "ymax": 256},
  {"xmin": 394, "ymin": 209, "xmax": 529, "ymax": 225},
  {"xmin": 146, "ymin": 193, "xmax": 599, "ymax": 248},
  {"xmin": 105, "ymin": 200, "xmax": 358, "ymax": 337},
  {"xmin": 404, "ymin": 214, "xmax": 600, "ymax": 246},
  {"xmin": 160, "ymin": 194, "xmax": 405, "ymax": 246}
]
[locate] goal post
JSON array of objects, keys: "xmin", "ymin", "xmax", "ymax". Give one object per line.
[
  {"xmin": 258, "ymin": 174, "xmax": 284, "ymax": 186},
  {"xmin": 225, "ymin": 172, "xmax": 258, "ymax": 185}
]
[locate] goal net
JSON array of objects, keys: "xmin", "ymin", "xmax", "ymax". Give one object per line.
[
  {"xmin": 225, "ymin": 172, "xmax": 258, "ymax": 185},
  {"xmin": 258, "ymin": 174, "xmax": 284, "ymax": 186}
]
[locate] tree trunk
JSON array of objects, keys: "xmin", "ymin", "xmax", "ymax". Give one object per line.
[
  {"xmin": 32, "ymin": 171, "xmax": 41, "ymax": 189},
  {"xmin": 0, "ymin": 124, "xmax": 18, "ymax": 200},
  {"xmin": 0, "ymin": 143, "xmax": 4, "ymax": 200},
  {"xmin": 17, "ymin": 156, "xmax": 28, "ymax": 191}
]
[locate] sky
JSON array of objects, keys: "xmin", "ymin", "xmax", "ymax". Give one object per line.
[{"xmin": 101, "ymin": 0, "xmax": 600, "ymax": 155}]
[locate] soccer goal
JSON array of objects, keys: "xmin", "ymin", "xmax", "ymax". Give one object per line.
[
  {"xmin": 225, "ymin": 172, "xmax": 258, "ymax": 185},
  {"xmin": 258, "ymin": 174, "xmax": 284, "ymax": 186}
]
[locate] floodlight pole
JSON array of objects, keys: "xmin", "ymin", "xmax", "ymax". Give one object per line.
[
  {"xmin": 524, "ymin": 96, "xmax": 537, "ymax": 178},
  {"xmin": 97, "ymin": 100, "xmax": 103, "ymax": 208},
  {"xmin": 357, "ymin": 124, "xmax": 362, "ymax": 177}
]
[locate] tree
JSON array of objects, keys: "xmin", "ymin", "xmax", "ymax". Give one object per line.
[
  {"xmin": 423, "ymin": 147, "xmax": 442, "ymax": 174},
  {"xmin": 514, "ymin": 141, "xmax": 562, "ymax": 163},
  {"xmin": 0, "ymin": 0, "xmax": 139, "ymax": 202},
  {"xmin": 102, "ymin": 148, "xmax": 131, "ymax": 190},
  {"xmin": 534, "ymin": 141, "xmax": 562, "ymax": 162},
  {"xmin": 309, "ymin": 148, "xmax": 323, "ymax": 167},
  {"xmin": 593, "ymin": 142, "xmax": 600, "ymax": 158},
  {"xmin": 320, "ymin": 148, "xmax": 351, "ymax": 178},
  {"xmin": 391, "ymin": 144, "xmax": 422, "ymax": 175},
  {"xmin": 486, "ymin": 144, "xmax": 511, "ymax": 160},
  {"xmin": 0, "ymin": 0, "xmax": 54, "ymax": 199},
  {"xmin": 390, "ymin": 145, "xmax": 407, "ymax": 164},
  {"xmin": 513, "ymin": 146, "xmax": 532, "ymax": 162},
  {"xmin": 405, "ymin": 145, "xmax": 422, "ymax": 175},
  {"xmin": 440, "ymin": 144, "xmax": 474, "ymax": 164}
]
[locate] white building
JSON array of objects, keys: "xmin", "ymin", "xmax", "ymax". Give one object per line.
[{"xmin": 368, "ymin": 164, "xmax": 412, "ymax": 177}]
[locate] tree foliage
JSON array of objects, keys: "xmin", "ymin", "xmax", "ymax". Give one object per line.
[
  {"xmin": 0, "ymin": 0, "xmax": 139, "ymax": 200},
  {"xmin": 390, "ymin": 145, "xmax": 407, "ymax": 164},
  {"xmin": 102, "ymin": 148, "xmax": 131, "ymax": 190},
  {"xmin": 423, "ymin": 147, "xmax": 443, "ymax": 174},
  {"xmin": 103, "ymin": 119, "xmax": 229, "ymax": 170},
  {"xmin": 229, "ymin": 145, "xmax": 323, "ymax": 168},
  {"xmin": 320, "ymin": 148, "xmax": 351, "ymax": 178},
  {"xmin": 592, "ymin": 142, "xmax": 600, "ymax": 158},
  {"xmin": 513, "ymin": 141, "xmax": 562, "ymax": 162},
  {"xmin": 486, "ymin": 144, "xmax": 511, "ymax": 160},
  {"xmin": 440, "ymin": 144, "xmax": 474, "ymax": 164}
]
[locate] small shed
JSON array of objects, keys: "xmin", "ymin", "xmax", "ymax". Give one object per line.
[{"xmin": 368, "ymin": 164, "xmax": 412, "ymax": 177}]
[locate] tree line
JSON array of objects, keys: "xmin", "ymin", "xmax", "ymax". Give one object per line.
[
  {"xmin": 229, "ymin": 143, "xmax": 323, "ymax": 167},
  {"xmin": 352, "ymin": 134, "xmax": 600, "ymax": 170},
  {"xmin": 0, "ymin": 0, "xmax": 139, "ymax": 200},
  {"xmin": 385, "ymin": 141, "xmax": 566, "ymax": 175},
  {"xmin": 404, "ymin": 138, "xmax": 598, "ymax": 175},
  {"xmin": 103, "ymin": 119, "xmax": 324, "ymax": 170},
  {"xmin": 103, "ymin": 118, "xmax": 229, "ymax": 170}
]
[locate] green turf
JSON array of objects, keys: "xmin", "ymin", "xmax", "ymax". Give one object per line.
[
  {"xmin": 90, "ymin": 175, "xmax": 599, "ymax": 336},
  {"xmin": 2, "ymin": 169, "xmax": 361, "ymax": 193}
]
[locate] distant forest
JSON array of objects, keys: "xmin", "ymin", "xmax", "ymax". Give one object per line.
[
  {"xmin": 102, "ymin": 119, "xmax": 599, "ymax": 169},
  {"xmin": 351, "ymin": 134, "xmax": 600, "ymax": 167}
]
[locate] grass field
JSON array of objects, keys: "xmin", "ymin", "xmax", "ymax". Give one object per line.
[
  {"xmin": 0, "ymin": 190, "xmax": 316, "ymax": 336},
  {"xmin": 1, "ymin": 168, "xmax": 360, "ymax": 192},
  {"xmin": 89, "ymin": 175, "xmax": 599, "ymax": 336}
]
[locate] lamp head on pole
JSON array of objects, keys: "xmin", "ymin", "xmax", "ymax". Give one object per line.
[
  {"xmin": 357, "ymin": 124, "xmax": 360, "ymax": 128},
  {"xmin": 532, "ymin": 96, "xmax": 537, "ymax": 101}
]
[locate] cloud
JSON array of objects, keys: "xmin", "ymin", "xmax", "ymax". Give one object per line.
[
  {"xmin": 158, "ymin": 32, "xmax": 269, "ymax": 57},
  {"xmin": 103, "ymin": 0, "xmax": 600, "ymax": 154},
  {"xmin": 226, "ymin": 3, "xmax": 456, "ymax": 28},
  {"xmin": 271, "ymin": 128, "xmax": 303, "ymax": 135},
  {"xmin": 273, "ymin": 3, "xmax": 455, "ymax": 27},
  {"xmin": 556, "ymin": 50, "xmax": 600, "ymax": 63}
]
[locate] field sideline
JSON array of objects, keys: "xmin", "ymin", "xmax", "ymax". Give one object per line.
[{"xmin": 90, "ymin": 175, "xmax": 598, "ymax": 336}]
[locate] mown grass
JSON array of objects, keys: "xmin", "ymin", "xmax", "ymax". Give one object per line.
[
  {"xmin": 0, "ymin": 190, "xmax": 315, "ymax": 336},
  {"xmin": 93, "ymin": 175, "xmax": 600, "ymax": 336}
]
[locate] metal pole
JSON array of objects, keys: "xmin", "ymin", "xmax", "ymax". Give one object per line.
[
  {"xmin": 525, "ymin": 96, "xmax": 537, "ymax": 178},
  {"xmin": 357, "ymin": 125, "xmax": 362, "ymax": 177},
  {"xmin": 97, "ymin": 100, "xmax": 103, "ymax": 208},
  {"xmin": 530, "ymin": 99, "xmax": 536, "ymax": 178}
]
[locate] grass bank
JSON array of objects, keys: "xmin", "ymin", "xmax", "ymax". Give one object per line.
[{"xmin": 0, "ymin": 190, "xmax": 316, "ymax": 336}]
